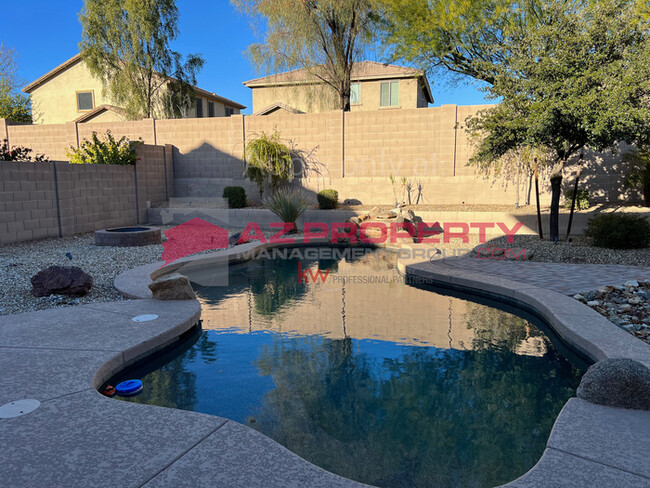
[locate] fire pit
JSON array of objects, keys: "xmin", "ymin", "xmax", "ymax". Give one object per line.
[{"xmin": 95, "ymin": 226, "xmax": 161, "ymax": 247}]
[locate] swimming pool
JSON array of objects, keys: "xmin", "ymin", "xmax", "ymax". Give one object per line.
[{"xmin": 110, "ymin": 248, "xmax": 586, "ymax": 488}]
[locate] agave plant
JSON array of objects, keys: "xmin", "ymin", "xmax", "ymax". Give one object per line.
[{"xmin": 264, "ymin": 187, "xmax": 313, "ymax": 232}]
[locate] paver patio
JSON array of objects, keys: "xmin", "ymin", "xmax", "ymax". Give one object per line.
[{"xmin": 438, "ymin": 257, "xmax": 650, "ymax": 295}]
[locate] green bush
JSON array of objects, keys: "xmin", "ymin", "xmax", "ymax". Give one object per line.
[
  {"xmin": 244, "ymin": 130, "xmax": 293, "ymax": 197},
  {"xmin": 264, "ymin": 187, "xmax": 312, "ymax": 229},
  {"xmin": 1, "ymin": 139, "xmax": 49, "ymax": 162},
  {"xmin": 564, "ymin": 188, "xmax": 590, "ymax": 210},
  {"xmin": 223, "ymin": 186, "xmax": 247, "ymax": 208},
  {"xmin": 317, "ymin": 189, "xmax": 338, "ymax": 209},
  {"xmin": 585, "ymin": 213, "xmax": 650, "ymax": 249},
  {"xmin": 67, "ymin": 130, "xmax": 141, "ymax": 165}
]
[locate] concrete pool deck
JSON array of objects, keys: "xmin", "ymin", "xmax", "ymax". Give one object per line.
[{"xmin": 1, "ymin": 241, "xmax": 650, "ymax": 487}]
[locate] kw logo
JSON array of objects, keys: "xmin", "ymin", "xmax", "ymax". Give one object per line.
[{"xmin": 297, "ymin": 262, "xmax": 331, "ymax": 284}]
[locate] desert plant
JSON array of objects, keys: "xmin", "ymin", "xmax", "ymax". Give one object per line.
[
  {"xmin": 317, "ymin": 189, "xmax": 338, "ymax": 209},
  {"xmin": 585, "ymin": 213, "xmax": 650, "ymax": 249},
  {"xmin": 244, "ymin": 130, "xmax": 293, "ymax": 197},
  {"xmin": 67, "ymin": 130, "xmax": 141, "ymax": 165},
  {"xmin": 564, "ymin": 188, "xmax": 590, "ymax": 210},
  {"xmin": 1, "ymin": 139, "xmax": 48, "ymax": 162},
  {"xmin": 622, "ymin": 147, "xmax": 650, "ymax": 206},
  {"xmin": 222, "ymin": 186, "xmax": 247, "ymax": 208},
  {"xmin": 264, "ymin": 187, "xmax": 312, "ymax": 231}
]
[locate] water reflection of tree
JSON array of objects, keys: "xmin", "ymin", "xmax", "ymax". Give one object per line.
[
  {"xmin": 463, "ymin": 302, "xmax": 547, "ymax": 354},
  {"xmin": 251, "ymin": 336, "xmax": 582, "ymax": 488},
  {"xmin": 121, "ymin": 331, "xmax": 218, "ymax": 410}
]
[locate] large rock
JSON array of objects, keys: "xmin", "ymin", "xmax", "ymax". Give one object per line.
[
  {"xmin": 577, "ymin": 358, "xmax": 650, "ymax": 410},
  {"xmin": 31, "ymin": 266, "xmax": 93, "ymax": 297},
  {"xmin": 148, "ymin": 273, "xmax": 196, "ymax": 300}
]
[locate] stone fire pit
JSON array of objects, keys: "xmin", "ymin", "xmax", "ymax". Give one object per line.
[{"xmin": 94, "ymin": 226, "xmax": 161, "ymax": 247}]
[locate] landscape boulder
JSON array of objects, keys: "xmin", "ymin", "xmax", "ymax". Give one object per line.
[
  {"xmin": 148, "ymin": 273, "xmax": 196, "ymax": 300},
  {"xmin": 576, "ymin": 358, "xmax": 650, "ymax": 410},
  {"xmin": 31, "ymin": 266, "xmax": 93, "ymax": 297}
]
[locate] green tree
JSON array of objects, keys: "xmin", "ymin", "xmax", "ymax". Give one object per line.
[
  {"xmin": 232, "ymin": 0, "xmax": 377, "ymax": 111},
  {"xmin": 383, "ymin": 0, "xmax": 650, "ymax": 240},
  {"xmin": 79, "ymin": 0, "xmax": 204, "ymax": 120},
  {"xmin": 0, "ymin": 80, "xmax": 31, "ymax": 123},
  {"xmin": 0, "ymin": 45, "xmax": 31, "ymax": 123}
]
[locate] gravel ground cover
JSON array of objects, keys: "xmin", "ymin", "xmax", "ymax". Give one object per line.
[
  {"xmin": 574, "ymin": 281, "xmax": 650, "ymax": 345},
  {"xmin": 1, "ymin": 226, "xmax": 648, "ymax": 316},
  {"xmin": 0, "ymin": 227, "xmax": 277, "ymax": 316}
]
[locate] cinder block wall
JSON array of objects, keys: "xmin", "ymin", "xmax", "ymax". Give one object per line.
[
  {"xmin": 1, "ymin": 105, "xmax": 644, "ymax": 207},
  {"xmin": 0, "ymin": 144, "xmax": 167, "ymax": 245}
]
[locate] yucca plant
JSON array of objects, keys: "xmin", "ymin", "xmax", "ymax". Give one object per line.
[{"xmin": 264, "ymin": 187, "xmax": 312, "ymax": 232}]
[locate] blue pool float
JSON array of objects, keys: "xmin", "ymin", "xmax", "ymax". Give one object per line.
[{"xmin": 115, "ymin": 379, "xmax": 143, "ymax": 397}]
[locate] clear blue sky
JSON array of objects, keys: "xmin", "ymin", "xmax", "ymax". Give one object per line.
[{"xmin": 4, "ymin": 1, "xmax": 490, "ymax": 113}]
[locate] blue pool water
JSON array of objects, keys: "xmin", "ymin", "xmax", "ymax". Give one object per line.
[{"xmin": 111, "ymin": 248, "xmax": 585, "ymax": 488}]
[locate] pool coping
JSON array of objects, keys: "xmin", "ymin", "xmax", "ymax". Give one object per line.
[{"xmin": 2, "ymin": 240, "xmax": 649, "ymax": 487}]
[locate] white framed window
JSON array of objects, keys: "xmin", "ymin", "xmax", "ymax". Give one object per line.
[
  {"xmin": 208, "ymin": 101, "xmax": 215, "ymax": 117},
  {"xmin": 76, "ymin": 91, "xmax": 94, "ymax": 111},
  {"xmin": 225, "ymin": 107, "xmax": 234, "ymax": 117},
  {"xmin": 350, "ymin": 83, "xmax": 361, "ymax": 105},
  {"xmin": 380, "ymin": 81, "xmax": 399, "ymax": 107}
]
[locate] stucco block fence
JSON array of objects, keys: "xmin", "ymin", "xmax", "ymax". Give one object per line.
[
  {"xmin": 1, "ymin": 105, "xmax": 643, "ymax": 210},
  {"xmin": 0, "ymin": 144, "xmax": 172, "ymax": 245}
]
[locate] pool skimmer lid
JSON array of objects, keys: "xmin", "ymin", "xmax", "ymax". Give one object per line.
[
  {"xmin": 0, "ymin": 399, "xmax": 40, "ymax": 419},
  {"xmin": 132, "ymin": 314, "xmax": 159, "ymax": 323}
]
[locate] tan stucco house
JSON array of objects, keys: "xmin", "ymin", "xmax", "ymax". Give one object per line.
[
  {"xmin": 243, "ymin": 61, "xmax": 433, "ymax": 115},
  {"xmin": 23, "ymin": 54, "xmax": 246, "ymax": 124}
]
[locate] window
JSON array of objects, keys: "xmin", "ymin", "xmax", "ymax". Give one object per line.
[
  {"xmin": 76, "ymin": 91, "xmax": 94, "ymax": 111},
  {"xmin": 225, "ymin": 107, "xmax": 234, "ymax": 117},
  {"xmin": 208, "ymin": 101, "xmax": 215, "ymax": 117},
  {"xmin": 350, "ymin": 83, "xmax": 361, "ymax": 105},
  {"xmin": 380, "ymin": 81, "xmax": 399, "ymax": 107},
  {"xmin": 196, "ymin": 97, "xmax": 203, "ymax": 118}
]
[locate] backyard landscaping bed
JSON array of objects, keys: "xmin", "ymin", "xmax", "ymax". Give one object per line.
[
  {"xmin": 475, "ymin": 234, "xmax": 650, "ymax": 267},
  {"xmin": 0, "ymin": 227, "xmax": 278, "ymax": 316},
  {"xmin": 574, "ymin": 282, "xmax": 650, "ymax": 345}
]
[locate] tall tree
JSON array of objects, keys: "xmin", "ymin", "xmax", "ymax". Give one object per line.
[
  {"xmin": 0, "ymin": 44, "xmax": 22, "ymax": 92},
  {"xmin": 0, "ymin": 80, "xmax": 31, "ymax": 123},
  {"xmin": 0, "ymin": 45, "xmax": 31, "ymax": 123},
  {"xmin": 232, "ymin": 0, "xmax": 377, "ymax": 111},
  {"xmin": 80, "ymin": 0, "xmax": 204, "ymax": 120},
  {"xmin": 382, "ymin": 0, "xmax": 650, "ymax": 240}
]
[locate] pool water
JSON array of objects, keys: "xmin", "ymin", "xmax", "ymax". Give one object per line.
[{"xmin": 113, "ymin": 248, "xmax": 585, "ymax": 488}]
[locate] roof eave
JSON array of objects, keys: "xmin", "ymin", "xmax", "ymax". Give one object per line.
[{"xmin": 23, "ymin": 53, "xmax": 83, "ymax": 93}]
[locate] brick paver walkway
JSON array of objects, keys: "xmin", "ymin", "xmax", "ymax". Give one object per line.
[{"xmin": 439, "ymin": 257, "xmax": 650, "ymax": 295}]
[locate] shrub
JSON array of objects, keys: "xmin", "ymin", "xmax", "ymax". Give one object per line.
[
  {"xmin": 564, "ymin": 188, "xmax": 590, "ymax": 210},
  {"xmin": 585, "ymin": 213, "xmax": 650, "ymax": 249},
  {"xmin": 223, "ymin": 186, "xmax": 247, "ymax": 208},
  {"xmin": 264, "ymin": 187, "xmax": 312, "ymax": 230},
  {"xmin": 1, "ymin": 139, "xmax": 49, "ymax": 162},
  {"xmin": 317, "ymin": 189, "xmax": 338, "ymax": 209},
  {"xmin": 67, "ymin": 130, "xmax": 141, "ymax": 165},
  {"xmin": 244, "ymin": 130, "xmax": 294, "ymax": 197}
]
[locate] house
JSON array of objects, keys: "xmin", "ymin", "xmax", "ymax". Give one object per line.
[
  {"xmin": 243, "ymin": 61, "xmax": 434, "ymax": 115},
  {"xmin": 23, "ymin": 54, "xmax": 246, "ymax": 124}
]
